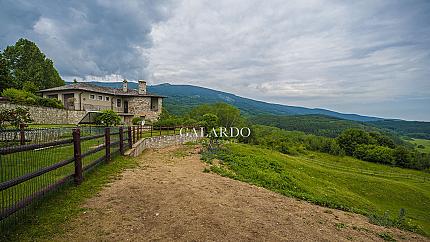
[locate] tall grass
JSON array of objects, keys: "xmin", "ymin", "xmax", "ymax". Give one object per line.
[{"xmin": 203, "ymin": 143, "xmax": 430, "ymax": 236}]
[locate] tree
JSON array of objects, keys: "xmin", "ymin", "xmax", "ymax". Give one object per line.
[
  {"xmin": 202, "ymin": 113, "xmax": 219, "ymax": 133},
  {"xmin": 0, "ymin": 53, "xmax": 14, "ymax": 90},
  {"xmin": 369, "ymin": 132, "xmax": 395, "ymax": 148},
  {"xmin": 1, "ymin": 38, "xmax": 64, "ymax": 91},
  {"xmin": 94, "ymin": 110, "xmax": 121, "ymax": 126},
  {"xmin": 188, "ymin": 103, "xmax": 244, "ymax": 128},
  {"xmin": 336, "ymin": 128, "xmax": 374, "ymax": 155}
]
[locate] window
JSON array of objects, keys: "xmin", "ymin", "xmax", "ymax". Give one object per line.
[
  {"xmin": 105, "ymin": 96, "xmax": 110, "ymax": 101},
  {"xmin": 150, "ymin": 97, "xmax": 158, "ymax": 111},
  {"xmin": 98, "ymin": 95, "xmax": 103, "ymax": 100},
  {"xmin": 90, "ymin": 94, "xmax": 95, "ymax": 100},
  {"xmin": 47, "ymin": 94, "xmax": 58, "ymax": 99},
  {"xmin": 117, "ymin": 99, "xmax": 121, "ymax": 107}
]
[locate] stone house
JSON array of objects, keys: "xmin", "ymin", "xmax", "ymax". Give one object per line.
[{"xmin": 38, "ymin": 80, "xmax": 165, "ymax": 124}]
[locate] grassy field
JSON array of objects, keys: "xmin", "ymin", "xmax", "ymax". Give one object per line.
[
  {"xmin": 203, "ymin": 143, "xmax": 430, "ymax": 236},
  {"xmin": 409, "ymin": 138, "xmax": 430, "ymax": 153}
]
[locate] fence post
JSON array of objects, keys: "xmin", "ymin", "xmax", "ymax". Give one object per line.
[
  {"xmin": 133, "ymin": 126, "xmax": 136, "ymax": 143},
  {"xmin": 128, "ymin": 126, "xmax": 132, "ymax": 149},
  {"xmin": 119, "ymin": 127, "xmax": 124, "ymax": 155},
  {"xmin": 160, "ymin": 126, "xmax": 162, "ymax": 136},
  {"xmin": 174, "ymin": 126, "xmax": 176, "ymax": 135},
  {"xmin": 105, "ymin": 127, "xmax": 110, "ymax": 162},
  {"xmin": 150, "ymin": 125, "xmax": 153, "ymax": 137},
  {"xmin": 73, "ymin": 128, "xmax": 83, "ymax": 185},
  {"xmin": 19, "ymin": 123, "xmax": 25, "ymax": 145}
]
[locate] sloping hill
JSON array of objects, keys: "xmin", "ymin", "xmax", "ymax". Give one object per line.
[
  {"xmin": 149, "ymin": 83, "xmax": 382, "ymax": 121},
  {"xmin": 75, "ymin": 81, "xmax": 381, "ymax": 122}
]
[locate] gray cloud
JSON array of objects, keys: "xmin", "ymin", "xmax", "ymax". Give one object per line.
[
  {"xmin": 0, "ymin": 0, "xmax": 174, "ymax": 81},
  {"xmin": 149, "ymin": 0, "xmax": 430, "ymax": 120},
  {"xmin": 1, "ymin": 0, "xmax": 429, "ymax": 120}
]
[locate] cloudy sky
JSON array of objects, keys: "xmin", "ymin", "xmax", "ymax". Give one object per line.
[{"xmin": 1, "ymin": 0, "xmax": 429, "ymax": 121}]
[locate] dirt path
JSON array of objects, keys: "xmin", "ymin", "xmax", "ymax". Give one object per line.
[{"xmin": 56, "ymin": 145, "xmax": 427, "ymax": 241}]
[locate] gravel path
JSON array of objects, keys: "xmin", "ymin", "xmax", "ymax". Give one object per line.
[{"xmin": 55, "ymin": 145, "xmax": 428, "ymax": 241}]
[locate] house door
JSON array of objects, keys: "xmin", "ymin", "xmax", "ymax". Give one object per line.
[
  {"xmin": 124, "ymin": 101, "xmax": 129, "ymax": 113},
  {"xmin": 63, "ymin": 93, "xmax": 75, "ymax": 110}
]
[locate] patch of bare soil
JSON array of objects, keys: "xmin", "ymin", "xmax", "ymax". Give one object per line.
[{"xmin": 55, "ymin": 145, "xmax": 428, "ymax": 241}]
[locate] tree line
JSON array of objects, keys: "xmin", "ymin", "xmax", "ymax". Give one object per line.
[{"xmin": 158, "ymin": 102, "xmax": 430, "ymax": 171}]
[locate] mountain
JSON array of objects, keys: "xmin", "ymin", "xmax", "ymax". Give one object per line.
[
  {"xmin": 67, "ymin": 81, "xmax": 381, "ymax": 122},
  {"xmin": 148, "ymin": 84, "xmax": 382, "ymax": 122}
]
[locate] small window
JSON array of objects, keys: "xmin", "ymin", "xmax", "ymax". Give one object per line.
[
  {"xmin": 90, "ymin": 94, "xmax": 95, "ymax": 100},
  {"xmin": 117, "ymin": 99, "xmax": 121, "ymax": 107},
  {"xmin": 47, "ymin": 94, "xmax": 58, "ymax": 99},
  {"xmin": 105, "ymin": 96, "xmax": 110, "ymax": 101},
  {"xmin": 98, "ymin": 95, "xmax": 103, "ymax": 100}
]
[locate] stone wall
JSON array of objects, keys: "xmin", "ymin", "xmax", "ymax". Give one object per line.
[
  {"xmin": 0, "ymin": 103, "xmax": 86, "ymax": 124},
  {"xmin": 126, "ymin": 134, "xmax": 200, "ymax": 157},
  {"xmin": 128, "ymin": 97, "xmax": 162, "ymax": 121}
]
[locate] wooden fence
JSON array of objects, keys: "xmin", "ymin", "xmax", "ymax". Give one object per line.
[{"xmin": 0, "ymin": 125, "xmax": 184, "ymax": 225}]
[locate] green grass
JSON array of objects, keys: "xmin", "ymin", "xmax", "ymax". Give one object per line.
[
  {"xmin": 26, "ymin": 124, "xmax": 78, "ymax": 129},
  {"xmin": 409, "ymin": 139, "xmax": 430, "ymax": 153},
  {"xmin": 204, "ymin": 143, "xmax": 430, "ymax": 236},
  {"xmin": 1, "ymin": 128, "xmax": 179, "ymax": 209},
  {"xmin": 0, "ymin": 155, "xmax": 139, "ymax": 241}
]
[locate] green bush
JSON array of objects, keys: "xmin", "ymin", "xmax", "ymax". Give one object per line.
[
  {"xmin": 132, "ymin": 117, "xmax": 143, "ymax": 125},
  {"xmin": 2, "ymin": 88, "xmax": 34, "ymax": 104},
  {"xmin": 153, "ymin": 118, "xmax": 180, "ymax": 128},
  {"xmin": 37, "ymin": 97, "xmax": 64, "ymax": 108},
  {"xmin": 2, "ymin": 88, "xmax": 63, "ymax": 109},
  {"xmin": 94, "ymin": 110, "xmax": 121, "ymax": 126},
  {"xmin": 0, "ymin": 107, "xmax": 33, "ymax": 129},
  {"xmin": 353, "ymin": 144, "xmax": 395, "ymax": 165}
]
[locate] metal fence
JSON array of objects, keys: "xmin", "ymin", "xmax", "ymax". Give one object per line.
[{"xmin": 0, "ymin": 124, "xmax": 184, "ymax": 228}]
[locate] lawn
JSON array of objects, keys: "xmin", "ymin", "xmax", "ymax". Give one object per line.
[
  {"xmin": 203, "ymin": 143, "xmax": 430, "ymax": 236},
  {"xmin": 409, "ymin": 138, "xmax": 430, "ymax": 153}
]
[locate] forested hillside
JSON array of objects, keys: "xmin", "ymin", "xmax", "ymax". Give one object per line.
[
  {"xmin": 251, "ymin": 115, "xmax": 377, "ymax": 138},
  {"xmin": 369, "ymin": 120, "xmax": 430, "ymax": 139},
  {"xmin": 81, "ymin": 82, "xmax": 381, "ymax": 122},
  {"xmin": 76, "ymin": 81, "xmax": 430, "ymax": 139}
]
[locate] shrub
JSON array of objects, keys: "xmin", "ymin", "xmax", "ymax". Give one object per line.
[
  {"xmin": 353, "ymin": 144, "xmax": 395, "ymax": 165},
  {"xmin": 0, "ymin": 107, "xmax": 32, "ymax": 129},
  {"xmin": 2, "ymin": 88, "xmax": 34, "ymax": 104},
  {"xmin": 94, "ymin": 110, "xmax": 121, "ymax": 126},
  {"xmin": 37, "ymin": 97, "xmax": 64, "ymax": 109},
  {"xmin": 1, "ymin": 88, "xmax": 63, "ymax": 108},
  {"xmin": 132, "ymin": 117, "xmax": 143, "ymax": 125},
  {"xmin": 153, "ymin": 118, "xmax": 180, "ymax": 128}
]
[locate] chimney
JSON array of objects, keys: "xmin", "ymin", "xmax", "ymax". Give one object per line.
[
  {"xmin": 122, "ymin": 79, "xmax": 128, "ymax": 92},
  {"xmin": 138, "ymin": 80, "xmax": 147, "ymax": 95}
]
